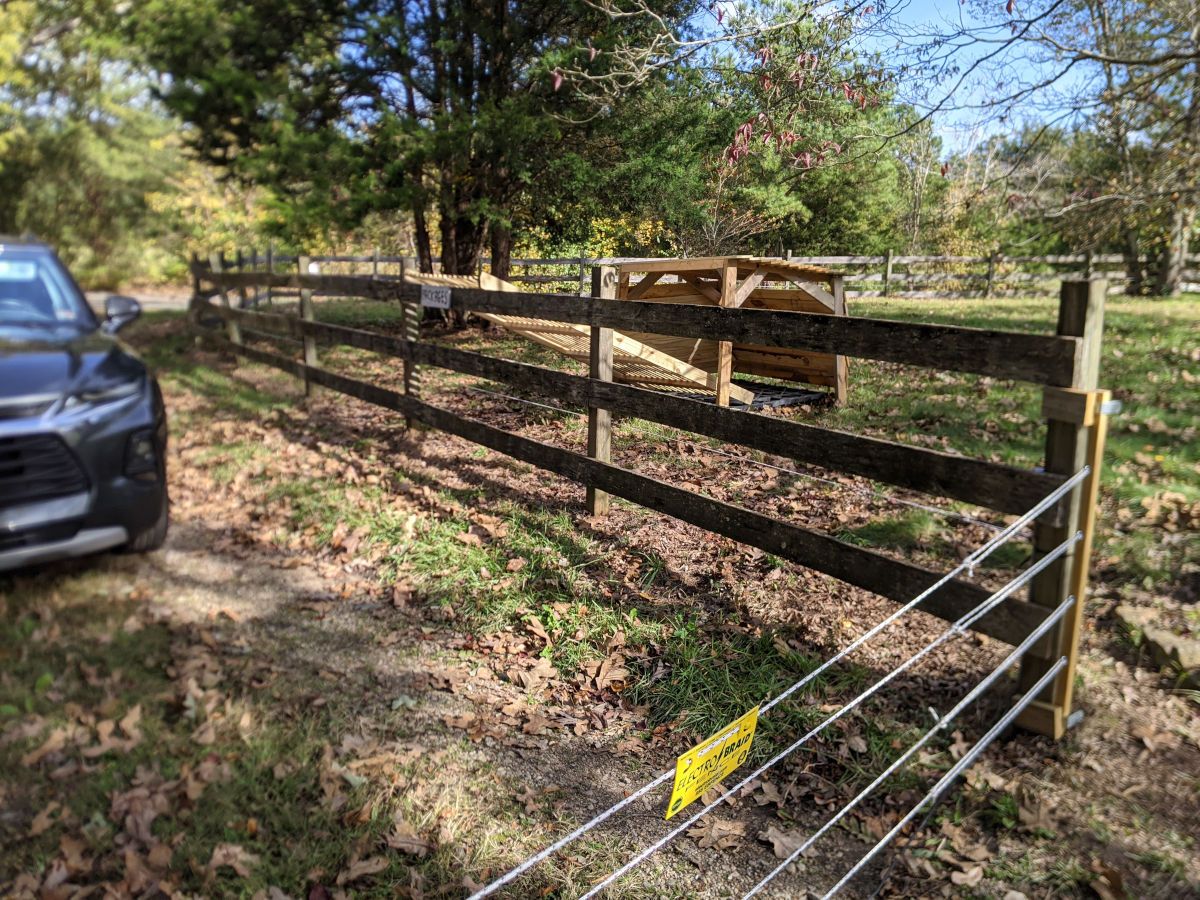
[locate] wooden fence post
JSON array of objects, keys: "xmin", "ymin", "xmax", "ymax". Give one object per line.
[
  {"xmin": 1017, "ymin": 278, "xmax": 1107, "ymax": 738},
  {"xmin": 400, "ymin": 257, "xmax": 420, "ymax": 429},
  {"xmin": 586, "ymin": 265, "xmax": 616, "ymax": 516},
  {"xmin": 831, "ymin": 274, "xmax": 850, "ymax": 405},
  {"xmin": 265, "ymin": 243, "xmax": 274, "ymax": 306},
  {"xmin": 209, "ymin": 252, "xmax": 241, "ymax": 347},
  {"xmin": 882, "ymin": 248, "xmax": 893, "ymax": 296},
  {"xmin": 578, "ymin": 256, "xmax": 589, "ymax": 297},
  {"xmin": 250, "ymin": 248, "xmax": 260, "ymax": 308},
  {"xmin": 714, "ymin": 262, "xmax": 738, "ymax": 407},
  {"xmin": 1083, "ymin": 250, "xmax": 1094, "ymax": 281},
  {"xmin": 372, "ymin": 247, "xmax": 380, "ymax": 279},
  {"xmin": 985, "ymin": 251, "xmax": 999, "ymax": 298},
  {"xmin": 298, "ymin": 254, "xmax": 317, "ymax": 396}
]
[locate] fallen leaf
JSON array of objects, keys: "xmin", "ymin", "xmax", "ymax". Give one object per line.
[
  {"xmin": 755, "ymin": 781, "xmax": 785, "ymax": 807},
  {"xmin": 29, "ymin": 800, "xmax": 62, "ymax": 836},
  {"xmin": 513, "ymin": 656, "xmax": 557, "ymax": 692},
  {"xmin": 21, "ymin": 727, "xmax": 69, "ymax": 766},
  {"xmin": 1090, "ymin": 859, "xmax": 1128, "ymax": 900},
  {"xmin": 336, "ymin": 855, "xmax": 388, "ymax": 885},
  {"xmin": 387, "ymin": 818, "xmax": 433, "ymax": 857},
  {"xmin": 688, "ymin": 818, "xmax": 746, "ymax": 850},
  {"xmin": 950, "ymin": 865, "xmax": 984, "ymax": 887},
  {"xmin": 209, "ymin": 843, "xmax": 261, "ymax": 879},
  {"xmin": 758, "ymin": 824, "xmax": 808, "ymax": 860},
  {"xmin": 119, "ymin": 704, "xmax": 143, "ymax": 742}
]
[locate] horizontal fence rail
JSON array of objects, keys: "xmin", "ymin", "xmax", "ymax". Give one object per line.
[
  {"xmin": 196, "ymin": 300, "xmax": 1068, "ymax": 517},
  {"xmin": 234, "ymin": 250, "xmax": 1200, "ymax": 298},
  {"xmin": 198, "ymin": 270, "xmax": 1083, "ymax": 387}
]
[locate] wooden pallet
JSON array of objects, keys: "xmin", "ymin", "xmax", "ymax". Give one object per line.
[
  {"xmin": 405, "ymin": 271, "xmax": 755, "ymax": 404},
  {"xmin": 616, "ymin": 256, "xmax": 849, "ymax": 403}
]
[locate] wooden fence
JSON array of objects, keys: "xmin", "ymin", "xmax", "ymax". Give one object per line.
[
  {"xmin": 233, "ymin": 248, "xmax": 1200, "ymax": 298},
  {"xmin": 188, "ymin": 258, "xmax": 1112, "ymax": 739}
]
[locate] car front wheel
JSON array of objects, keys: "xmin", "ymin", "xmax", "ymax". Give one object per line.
[{"xmin": 126, "ymin": 488, "xmax": 169, "ymax": 552}]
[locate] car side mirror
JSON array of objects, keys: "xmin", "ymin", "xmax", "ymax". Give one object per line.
[{"xmin": 103, "ymin": 295, "xmax": 141, "ymax": 333}]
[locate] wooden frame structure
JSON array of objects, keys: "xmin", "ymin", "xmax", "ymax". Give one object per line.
[
  {"xmin": 616, "ymin": 257, "xmax": 849, "ymax": 406},
  {"xmin": 190, "ymin": 258, "xmax": 1109, "ymax": 739}
]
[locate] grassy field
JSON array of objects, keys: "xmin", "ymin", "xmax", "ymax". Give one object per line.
[{"xmin": 1, "ymin": 293, "xmax": 1196, "ymax": 898}]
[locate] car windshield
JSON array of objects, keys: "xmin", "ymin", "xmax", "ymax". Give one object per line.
[{"xmin": 0, "ymin": 251, "xmax": 96, "ymax": 330}]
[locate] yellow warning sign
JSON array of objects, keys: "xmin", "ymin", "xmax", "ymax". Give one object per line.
[{"xmin": 665, "ymin": 706, "xmax": 759, "ymax": 820}]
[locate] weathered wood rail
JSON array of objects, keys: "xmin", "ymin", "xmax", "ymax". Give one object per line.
[
  {"xmin": 239, "ymin": 248, "xmax": 1200, "ymax": 298},
  {"xmin": 189, "ymin": 259, "xmax": 1112, "ymax": 739}
]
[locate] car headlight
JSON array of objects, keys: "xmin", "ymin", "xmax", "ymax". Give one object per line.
[
  {"xmin": 62, "ymin": 379, "xmax": 142, "ymax": 412},
  {"xmin": 125, "ymin": 426, "xmax": 159, "ymax": 477}
]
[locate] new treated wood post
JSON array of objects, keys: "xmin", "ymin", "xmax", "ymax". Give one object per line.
[
  {"xmin": 586, "ymin": 265, "xmax": 616, "ymax": 516},
  {"xmin": 830, "ymin": 274, "xmax": 850, "ymax": 405},
  {"xmin": 1017, "ymin": 278, "xmax": 1107, "ymax": 739},
  {"xmin": 714, "ymin": 262, "xmax": 738, "ymax": 407},
  {"xmin": 209, "ymin": 252, "xmax": 241, "ymax": 347},
  {"xmin": 298, "ymin": 254, "xmax": 318, "ymax": 396},
  {"xmin": 883, "ymin": 249, "xmax": 894, "ymax": 297}
]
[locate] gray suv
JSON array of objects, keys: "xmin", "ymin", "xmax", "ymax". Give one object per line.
[{"xmin": 0, "ymin": 239, "xmax": 168, "ymax": 571}]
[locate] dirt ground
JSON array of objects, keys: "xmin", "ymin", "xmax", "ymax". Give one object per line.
[{"xmin": 2, "ymin": 313, "xmax": 1198, "ymax": 899}]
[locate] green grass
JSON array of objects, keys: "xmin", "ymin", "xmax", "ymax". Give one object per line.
[{"xmin": 823, "ymin": 295, "xmax": 1199, "ymax": 594}]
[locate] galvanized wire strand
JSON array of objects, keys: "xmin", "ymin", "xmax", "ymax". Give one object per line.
[
  {"xmin": 819, "ymin": 657, "xmax": 1069, "ymax": 900},
  {"xmin": 575, "ymin": 533, "xmax": 1081, "ymax": 899},
  {"xmin": 742, "ymin": 595, "xmax": 1078, "ymax": 899},
  {"xmin": 465, "ymin": 472, "xmax": 1087, "ymax": 900}
]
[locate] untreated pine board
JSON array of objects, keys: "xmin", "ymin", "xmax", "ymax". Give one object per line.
[
  {"xmin": 194, "ymin": 268, "xmax": 1080, "ymax": 386},
  {"xmin": 192, "ymin": 298, "xmax": 1070, "ymax": 518},
  {"xmin": 194, "ymin": 328, "xmax": 1049, "ymax": 647}
]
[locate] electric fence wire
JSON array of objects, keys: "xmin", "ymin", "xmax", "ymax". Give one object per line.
[
  {"xmin": 817, "ymin": 657, "xmax": 1070, "ymax": 900},
  {"xmin": 466, "ymin": 466, "xmax": 1088, "ymax": 900},
  {"xmin": 574, "ymin": 531, "xmax": 1081, "ymax": 899},
  {"xmin": 741, "ymin": 596, "xmax": 1077, "ymax": 898}
]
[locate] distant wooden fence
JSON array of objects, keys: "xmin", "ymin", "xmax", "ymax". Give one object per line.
[
  {"xmin": 233, "ymin": 248, "xmax": 1200, "ymax": 298},
  {"xmin": 189, "ymin": 258, "xmax": 1112, "ymax": 739}
]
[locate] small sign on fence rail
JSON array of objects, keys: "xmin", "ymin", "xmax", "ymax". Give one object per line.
[
  {"xmin": 666, "ymin": 706, "xmax": 759, "ymax": 819},
  {"xmin": 420, "ymin": 284, "xmax": 452, "ymax": 309}
]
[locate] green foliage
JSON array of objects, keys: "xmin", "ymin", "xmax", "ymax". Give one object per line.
[{"xmin": 0, "ymin": 0, "xmax": 282, "ymax": 286}]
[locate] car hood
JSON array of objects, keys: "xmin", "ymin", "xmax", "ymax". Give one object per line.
[{"xmin": 0, "ymin": 328, "xmax": 144, "ymax": 402}]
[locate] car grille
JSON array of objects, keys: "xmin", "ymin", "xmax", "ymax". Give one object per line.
[{"xmin": 0, "ymin": 433, "xmax": 89, "ymax": 509}]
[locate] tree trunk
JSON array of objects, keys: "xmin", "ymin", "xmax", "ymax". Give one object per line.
[
  {"xmin": 413, "ymin": 201, "xmax": 434, "ymax": 274},
  {"xmin": 1121, "ymin": 227, "xmax": 1143, "ymax": 296},
  {"xmin": 490, "ymin": 222, "xmax": 512, "ymax": 280},
  {"xmin": 1154, "ymin": 201, "xmax": 1193, "ymax": 297}
]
